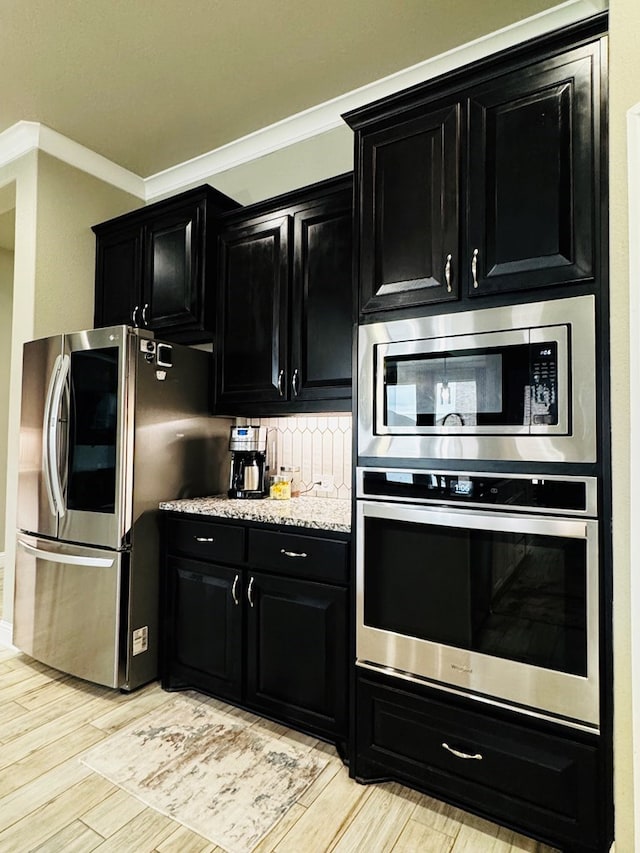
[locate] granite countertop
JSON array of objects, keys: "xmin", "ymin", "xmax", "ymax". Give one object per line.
[{"xmin": 159, "ymin": 495, "xmax": 352, "ymax": 533}]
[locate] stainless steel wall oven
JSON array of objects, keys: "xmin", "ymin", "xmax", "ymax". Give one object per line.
[
  {"xmin": 358, "ymin": 294, "xmax": 596, "ymax": 464},
  {"xmin": 356, "ymin": 467, "xmax": 600, "ymax": 731}
]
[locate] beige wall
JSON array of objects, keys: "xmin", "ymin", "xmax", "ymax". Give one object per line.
[
  {"xmin": 34, "ymin": 152, "xmax": 141, "ymax": 338},
  {"xmin": 609, "ymin": 0, "xmax": 640, "ymax": 849},
  {"xmin": 0, "ymin": 247, "xmax": 14, "ymax": 553},
  {"xmin": 1, "ymin": 152, "xmax": 141, "ymax": 627},
  {"xmin": 203, "ymin": 126, "xmax": 354, "ymax": 205}
]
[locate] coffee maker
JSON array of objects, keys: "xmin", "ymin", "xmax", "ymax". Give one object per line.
[{"xmin": 228, "ymin": 425, "xmax": 268, "ymax": 499}]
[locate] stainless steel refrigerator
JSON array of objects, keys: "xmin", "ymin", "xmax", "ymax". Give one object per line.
[{"xmin": 14, "ymin": 326, "xmax": 230, "ymax": 690}]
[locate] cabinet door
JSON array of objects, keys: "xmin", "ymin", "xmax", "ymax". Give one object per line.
[
  {"xmin": 216, "ymin": 215, "xmax": 289, "ymax": 408},
  {"xmin": 163, "ymin": 558, "xmax": 242, "ymax": 702},
  {"xmin": 291, "ymin": 191, "xmax": 353, "ymax": 403},
  {"xmin": 143, "ymin": 199, "xmax": 204, "ymax": 336},
  {"xmin": 246, "ymin": 572, "xmax": 348, "ymax": 738},
  {"xmin": 466, "ymin": 43, "xmax": 599, "ymax": 296},
  {"xmin": 358, "ymin": 102, "xmax": 461, "ymax": 314},
  {"xmin": 94, "ymin": 224, "xmax": 142, "ymax": 328}
]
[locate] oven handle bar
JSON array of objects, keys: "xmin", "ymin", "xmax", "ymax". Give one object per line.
[{"xmin": 359, "ymin": 500, "xmax": 590, "ymax": 539}]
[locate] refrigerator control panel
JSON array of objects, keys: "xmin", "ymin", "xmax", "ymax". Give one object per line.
[{"xmin": 139, "ymin": 339, "xmax": 173, "ymax": 368}]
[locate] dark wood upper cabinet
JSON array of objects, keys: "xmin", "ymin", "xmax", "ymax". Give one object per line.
[
  {"xmin": 216, "ymin": 214, "xmax": 290, "ymax": 405},
  {"xmin": 93, "ymin": 184, "xmax": 239, "ymax": 343},
  {"xmin": 344, "ymin": 17, "xmax": 606, "ymax": 318},
  {"xmin": 291, "ymin": 191, "xmax": 353, "ymax": 403},
  {"xmin": 358, "ymin": 103, "xmax": 461, "ymax": 313},
  {"xmin": 466, "ymin": 46, "xmax": 597, "ymax": 296},
  {"xmin": 93, "ymin": 224, "xmax": 142, "ymax": 328},
  {"xmin": 214, "ymin": 174, "xmax": 353, "ymax": 415}
]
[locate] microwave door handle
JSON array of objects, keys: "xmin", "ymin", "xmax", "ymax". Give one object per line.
[
  {"xmin": 48, "ymin": 354, "xmax": 70, "ymax": 518},
  {"xmin": 42, "ymin": 355, "xmax": 62, "ymax": 517},
  {"xmin": 444, "ymin": 253, "xmax": 452, "ymax": 292}
]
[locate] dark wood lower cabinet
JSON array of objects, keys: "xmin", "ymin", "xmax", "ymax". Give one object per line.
[
  {"xmin": 246, "ymin": 572, "xmax": 348, "ymax": 738},
  {"xmin": 166, "ymin": 558, "xmax": 242, "ymax": 702},
  {"xmin": 161, "ymin": 513, "xmax": 350, "ymax": 745},
  {"xmin": 354, "ymin": 672, "xmax": 606, "ymax": 853}
]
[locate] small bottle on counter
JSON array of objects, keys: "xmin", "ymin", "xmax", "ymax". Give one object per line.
[
  {"xmin": 269, "ymin": 473, "xmax": 291, "ymax": 500},
  {"xmin": 280, "ymin": 465, "xmax": 301, "ymax": 497}
]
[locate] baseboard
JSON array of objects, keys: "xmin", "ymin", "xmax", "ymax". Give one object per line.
[{"xmin": 0, "ymin": 619, "xmax": 15, "ymax": 650}]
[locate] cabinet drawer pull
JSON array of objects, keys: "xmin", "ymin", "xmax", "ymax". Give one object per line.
[
  {"xmin": 442, "ymin": 742, "xmax": 483, "ymax": 761},
  {"xmin": 444, "ymin": 253, "xmax": 452, "ymax": 293},
  {"xmin": 292, "ymin": 368, "xmax": 300, "ymax": 396},
  {"xmin": 231, "ymin": 574, "xmax": 239, "ymax": 606},
  {"xmin": 471, "ymin": 248, "xmax": 479, "ymax": 288},
  {"xmin": 280, "ymin": 548, "xmax": 308, "ymax": 558},
  {"xmin": 194, "ymin": 536, "xmax": 215, "ymax": 543},
  {"xmin": 247, "ymin": 576, "xmax": 255, "ymax": 607}
]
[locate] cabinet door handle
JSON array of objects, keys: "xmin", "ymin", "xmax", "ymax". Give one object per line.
[
  {"xmin": 231, "ymin": 574, "xmax": 239, "ymax": 606},
  {"xmin": 247, "ymin": 576, "xmax": 255, "ymax": 607},
  {"xmin": 132, "ymin": 305, "xmax": 139, "ymax": 326},
  {"xmin": 280, "ymin": 548, "xmax": 308, "ymax": 558},
  {"xmin": 194, "ymin": 536, "xmax": 215, "ymax": 543},
  {"xmin": 442, "ymin": 742, "xmax": 483, "ymax": 761},
  {"xmin": 142, "ymin": 303, "xmax": 149, "ymax": 326},
  {"xmin": 291, "ymin": 368, "xmax": 300, "ymax": 397},
  {"xmin": 471, "ymin": 248, "xmax": 479, "ymax": 289},
  {"xmin": 444, "ymin": 253, "xmax": 452, "ymax": 293},
  {"xmin": 277, "ymin": 369, "xmax": 285, "ymax": 397}
]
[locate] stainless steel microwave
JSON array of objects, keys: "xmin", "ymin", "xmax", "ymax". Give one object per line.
[{"xmin": 357, "ymin": 295, "xmax": 597, "ymax": 464}]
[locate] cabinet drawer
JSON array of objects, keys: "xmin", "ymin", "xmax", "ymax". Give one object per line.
[
  {"xmin": 166, "ymin": 517, "xmax": 245, "ymax": 564},
  {"xmin": 248, "ymin": 529, "xmax": 348, "ymax": 584},
  {"xmin": 356, "ymin": 676, "xmax": 600, "ymax": 851}
]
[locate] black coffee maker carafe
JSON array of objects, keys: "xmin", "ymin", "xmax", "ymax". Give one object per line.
[{"xmin": 228, "ymin": 425, "xmax": 268, "ymax": 498}]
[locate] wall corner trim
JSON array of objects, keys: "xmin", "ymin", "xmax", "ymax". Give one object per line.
[
  {"xmin": 626, "ymin": 100, "xmax": 640, "ymax": 853},
  {"xmin": 0, "ymin": 121, "xmax": 145, "ymax": 199}
]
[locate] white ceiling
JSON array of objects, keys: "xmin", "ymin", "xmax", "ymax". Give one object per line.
[{"xmin": 2, "ymin": 0, "xmax": 565, "ymax": 179}]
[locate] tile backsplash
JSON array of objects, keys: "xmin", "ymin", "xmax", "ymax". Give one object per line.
[{"xmin": 241, "ymin": 415, "xmax": 352, "ymax": 499}]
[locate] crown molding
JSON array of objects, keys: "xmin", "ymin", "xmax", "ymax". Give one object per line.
[
  {"xmin": 0, "ymin": 0, "xmax": 607, "ymax": 202},
  {"xmin": 144, "ymin": 0, "xmax": 607, "ymax": 200},
  {"xmin": 0, "ymin": 121, "xmax": 145, "ymax": 198}
]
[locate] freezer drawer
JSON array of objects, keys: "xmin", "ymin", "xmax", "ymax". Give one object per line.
[{"xmin": 14, "ymin": 535, "xmax": 124, "ymax": 687}]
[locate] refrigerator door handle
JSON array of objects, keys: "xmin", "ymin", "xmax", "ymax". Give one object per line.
[
  {"xmin": 42, "ymin": 354, "xmax": 62, "ymax": 517},
  {"xmin": 17, "ymin": 537, "xmax": 115, "ymax": 567},
  {"xmin": 48, "ymin": 353, "xmax": 70, "ymax": 518}
]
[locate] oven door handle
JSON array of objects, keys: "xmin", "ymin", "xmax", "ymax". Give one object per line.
[
  {"xmin": 359, "ymin": 501, "xmax": 590, "ymax": 539},
  {"xmin": 442, "ymin": 742, "xmax": 483, "ymax": 761}
]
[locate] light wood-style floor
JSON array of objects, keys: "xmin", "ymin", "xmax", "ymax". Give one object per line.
[{"xmin": 0, "ymin": 646, "xmax": 559, "ymax": 853}]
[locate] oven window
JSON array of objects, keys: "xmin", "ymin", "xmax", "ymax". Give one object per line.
[
  {"xmin": 383, "ymin": 342, "xmax": 557, "ymax": 428},
  {"xmin": 363, "ymin": 516, "xmax": 587, "ymax": 676}
]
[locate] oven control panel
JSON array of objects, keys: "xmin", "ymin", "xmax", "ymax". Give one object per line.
[{"xmin": 357, "ymin": 467, "xmax": 597, "ymax": 517}]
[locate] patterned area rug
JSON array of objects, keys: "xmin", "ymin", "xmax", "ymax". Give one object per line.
[{"xmin": 80, "ymin": 694, "xmax": 332, "ymax": 853}]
